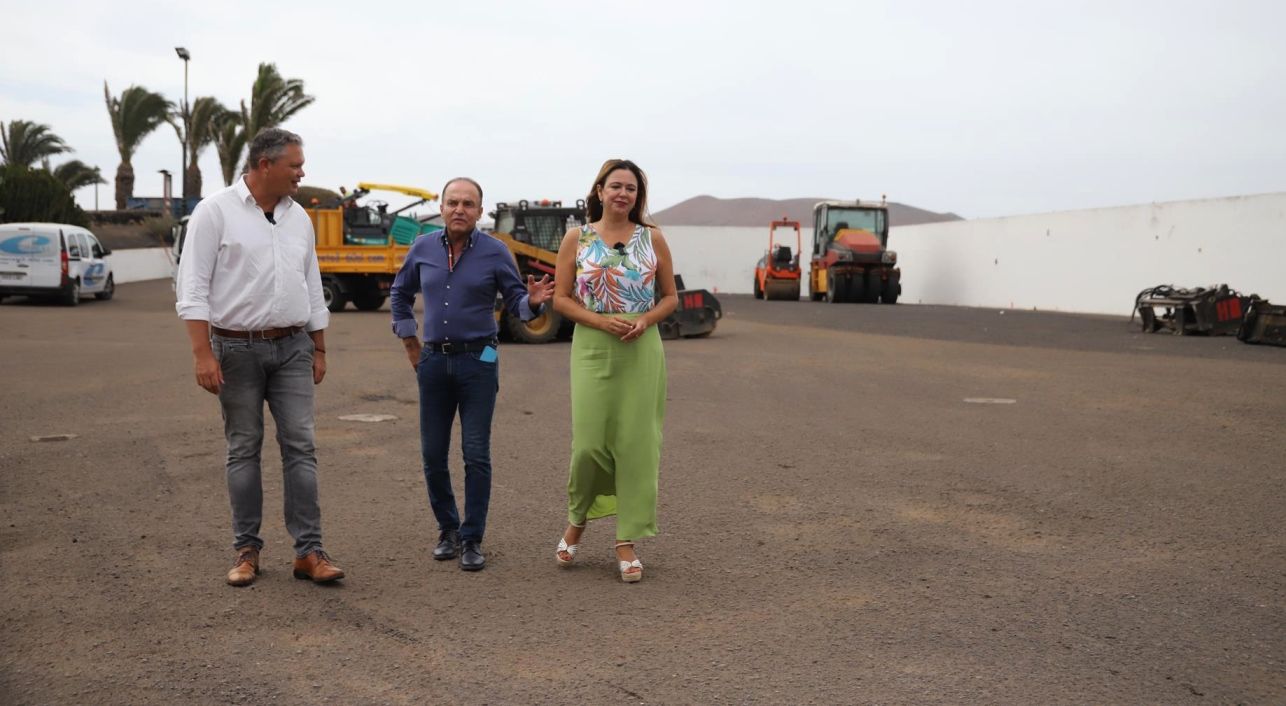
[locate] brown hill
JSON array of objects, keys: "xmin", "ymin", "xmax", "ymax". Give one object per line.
[{"xmin": 652, "ymin": 195, "xmax": 963, "ymax": 227}]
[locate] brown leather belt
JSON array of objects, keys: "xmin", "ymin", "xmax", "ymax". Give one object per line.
[{"xmin": 211, "ymin": 325, "xmax": 303, "ymax": 340}]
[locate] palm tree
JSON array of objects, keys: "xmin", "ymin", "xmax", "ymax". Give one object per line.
[
  {"xmin": 212, "ymin": 109, "xmax": 247, "ymax": 187},
  {"xmin": 240, "ymin": 63, "xmax": 314, "ymax": 167},
  {"xmin": 52, "ymin": 160, "xmax": 107, "ymax": 192},
  {"xmin": 104, "ymin": 82, "xmax": 171, "ymax": 209},
  {"xmin": 0, "ymin": 119, "xmax": 71, "ymax": 167},
  {"xmin": 168, "ymin": 96, "xmax": 229, "ymax": 198}
]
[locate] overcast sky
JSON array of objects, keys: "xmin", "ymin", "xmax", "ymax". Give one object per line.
[{"xmin": 3, "ymin": 0, "xmax": 1283, "ymax": 219}]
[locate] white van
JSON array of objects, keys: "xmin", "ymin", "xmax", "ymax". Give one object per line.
[{"xmin": 0, "ymin": 222, "xmax": 115, "ymax": 306}]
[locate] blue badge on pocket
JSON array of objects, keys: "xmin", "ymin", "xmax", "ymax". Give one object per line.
[{"xmin": 479, "ymin": 345, "xmax": 498, "ymax": 363}]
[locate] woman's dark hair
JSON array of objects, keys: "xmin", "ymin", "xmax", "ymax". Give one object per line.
[{"xmin": 585, "ymin": 159, "xmax": 656, "ymax": 227}]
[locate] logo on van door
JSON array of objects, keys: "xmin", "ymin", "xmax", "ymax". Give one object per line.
[
  {"xmin": 83, "ymin": 263, "xmax": 105, "ymax": 286},
  {"xmin": 0, "ymin": 235, "xmax": 51, "ymax": 255}
]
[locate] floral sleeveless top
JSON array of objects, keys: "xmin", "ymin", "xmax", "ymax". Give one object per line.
[{"xmin": 574, "ymin": 224, "xmax": 658, "ymax": 314}]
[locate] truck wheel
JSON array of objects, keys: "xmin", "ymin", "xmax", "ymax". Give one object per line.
[
  {"xmin": 843, "ymin": 274, "xmax": 859, "ymax": 303},
  {"xmin": 880, "ymin": 280, "xmax": 900, "ymax": 304},
  {"xmin": 861, "ymin": 272, "xmax": 880, "ymax": 303},
  {"xmin": 322, "ymin": 278, "xmax": 347, "ymax": 312},
  {"xmin": 353, "ymin": 292, "xmax": 386, "ymax": 311},
  {"xmin": 826, "ymin": 272, "xmax": 845, "ymax": 303},
  {"xmin": 753, "ymin": 276, "xmax": 763, "ymax": 299},
  {"xmin": 684, "ymin": 310, "xmax": 717, "ymax": 337},
  {"xmin": 62, "ymin": 278, "xmax": 81, "ymax": 307},
  {"xmin": 94, "ymin": 274, "xmax": 115, "ymax": 301},
  {"xmin": 558, "ymin": 317, "xmax": 576, "ymax": 339},
  {"xmin": 507, "ymin": 308, "xmax": 561, "ymax": 343},
  {"xmin": 764, "ymin": 279, "xmax": 795, "ymax": 301}
]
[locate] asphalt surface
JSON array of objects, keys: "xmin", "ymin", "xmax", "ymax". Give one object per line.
[{"xmin": 1, "ymin": 281, "xmax": 1283, "ymax": 704}]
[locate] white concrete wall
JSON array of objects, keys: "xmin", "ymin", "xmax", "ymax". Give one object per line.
[
  {"xmin": 111, "ymin": 192, "xmax": 1285, "ymax": 318},
  {"xmin": 664, "ymin": 192, "xmax": 1286, "ymax": 316},
  {"xmin": 106, "ymin": 247, "xmax": 173, "ymax": 284},
  {"xmin": 892, "ymin": 193, "xmax": 1286, "ymax": 314},
  {"xmin": 664, "ymin": 225, "xmax": 800, "ymax": 295}
]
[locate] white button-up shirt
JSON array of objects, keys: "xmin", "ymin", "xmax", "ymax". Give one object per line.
[{"xmin": 175, "ymin": 177, "xmax": 329, "ymax": 332}]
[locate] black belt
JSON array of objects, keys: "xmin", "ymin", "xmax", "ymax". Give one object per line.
[
  {"xmin": 212, "ymin": 325, "xmax": 303, "ymax": 340},
  {"xmin": 424, "ymin": 338, "xmax": 496, "ymax": 354}
]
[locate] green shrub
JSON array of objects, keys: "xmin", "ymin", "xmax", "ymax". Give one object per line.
[
  {"xmin": 0, "ymin": 163, "xmax": 89, "ymax": 226},
  {"xmin": 139, "ymin": 214, "xmax": 177, "ymax": 244}
]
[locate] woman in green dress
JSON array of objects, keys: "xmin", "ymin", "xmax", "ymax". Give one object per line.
[{"xmin": 551, "ymin": 159, "xmax": 678, "ymax": 582}]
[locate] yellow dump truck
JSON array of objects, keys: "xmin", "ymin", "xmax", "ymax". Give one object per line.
[{"xmin": 305, "ymin": 183, "xmax": 441, "ymax": 312}]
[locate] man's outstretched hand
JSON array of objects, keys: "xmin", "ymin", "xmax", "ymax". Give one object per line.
[{"xmin": 527, "ymin": 274, "xmax": 554, "ymax": 308}]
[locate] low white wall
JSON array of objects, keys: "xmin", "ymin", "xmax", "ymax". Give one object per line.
[
  {"xmin": 112, "ymin": 192, "xmax": 1286, "ymax": 318},
  {"xmin": 664, "ymin": 192, "xmax": 1286, "ymax": 316},
  {"xmin": 107, "ymin": 247, "xmax": 173, "ymax": 284},
  {"xmin": 893, "ymin": 192, "xmax": 1285, "ymax": 315},
  {"xmin": 664, "ymin": 225, "xmax": 793, "ymax": 295}
]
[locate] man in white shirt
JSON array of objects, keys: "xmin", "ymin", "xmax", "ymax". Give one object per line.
[{"xmin": 176, "ymin": 128, "xmax": 345, "ymax": 587}]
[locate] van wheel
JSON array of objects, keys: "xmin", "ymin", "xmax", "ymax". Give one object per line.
[
  {"xmin": 95, "ymin": 274, "xmax": 115, "ymax": 301},
  {"xmin": 62, "ymin": 279, "xmax": 81, "ymax": 307}
]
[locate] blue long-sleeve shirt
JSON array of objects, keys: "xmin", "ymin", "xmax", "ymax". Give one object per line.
[{"xmin": 390, "ymin": 229, "xmax": 540, "ymax": 342}]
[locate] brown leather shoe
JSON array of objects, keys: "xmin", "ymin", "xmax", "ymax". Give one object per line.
[
  {"xmin": 292, "ymin": 549, "xmax": 345, "ymax": 583},
  {"xmin": 226, "ymin": 546, "xmax": 260, "ymax": 586}
]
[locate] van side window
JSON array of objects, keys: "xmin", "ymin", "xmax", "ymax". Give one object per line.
[
  {"xmin": 67, "ymin": 233, "xmax": 83, "ymax": 258},
  {"xmin": 84, "ymin": 233, "xmax": 103, "ymax": 257}
]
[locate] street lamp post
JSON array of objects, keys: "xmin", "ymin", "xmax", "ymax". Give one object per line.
[{"xmin": 175, "ymin": 46, "xmax": 190, "ymax": 216}]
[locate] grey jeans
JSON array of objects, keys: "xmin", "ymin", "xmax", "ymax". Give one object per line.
[{"xmin": 213, "ymin": 331, "xmax": 323, "ymax": 556}]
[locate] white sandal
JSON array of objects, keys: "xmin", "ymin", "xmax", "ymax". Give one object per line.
[
  {"xmin": 556, "ymin": 521, "xmax": 585, "ymax": 567},
  {"xmin": 616, "ymin": 542, "xmax": 643, "ymax": 583}
]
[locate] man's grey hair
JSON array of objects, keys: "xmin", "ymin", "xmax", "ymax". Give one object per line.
[{"xmin": 245, "ymin": 128, "xmax": 303, "ymax": 169}]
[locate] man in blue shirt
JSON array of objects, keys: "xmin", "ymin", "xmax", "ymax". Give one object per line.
[{"xmin": 391, "ymin": 177, "xmax": 553, "ymax": 571}]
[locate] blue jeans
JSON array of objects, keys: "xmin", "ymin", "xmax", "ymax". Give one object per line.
[
  {"xmin": 416, "ymin": 347, "xmax": 499, "ymax": 543},
  {"xmin": 213, "ymin": 331, "xmax": 323, "ymax": 556}
]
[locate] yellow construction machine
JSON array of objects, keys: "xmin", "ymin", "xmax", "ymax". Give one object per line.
[{"xmin": 306, "ymin": 182, "xmax": 441, "ymax": 311}]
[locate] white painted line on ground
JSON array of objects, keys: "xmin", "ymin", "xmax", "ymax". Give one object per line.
[{"xmin": 338, "ymin": 414, "xmax": 399, "ymax": 423}]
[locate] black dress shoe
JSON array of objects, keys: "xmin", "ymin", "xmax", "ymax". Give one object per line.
[
  {"xmin": 459, "ymin": 540, "xmax": 485, "ymax": 571},
  {"xmin": 433, "ymin": 529, "xmax": 460, "ymax": 561}
]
